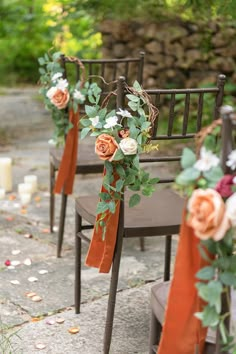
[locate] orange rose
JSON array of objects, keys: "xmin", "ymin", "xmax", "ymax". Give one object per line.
[
  {"xmin": 187, "ymin": 188, "xmax": 231, "ymax": 241},
  {"xmin": 95, "ymin": 134, "xmax": 119, "ymax": 161},
  {"xmin": 47, "ymin": 87, "xmax": 70, "ymax": 109}
]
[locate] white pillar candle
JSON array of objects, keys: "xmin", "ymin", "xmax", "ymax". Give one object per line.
[
  {"xmin": 19, "ymin": 192, "xmax": 31, "ymax": 206},
  {"xmin": 0, "ymin": 157, "xmax": 12, "ymax": 192},
  {"xmin": 0, "ymin": 188, "xmax": 5, "ymax": 199},
  {"xmin": 24, "ymin": 175, "xmax": 38, "ymax": 193},
  {"xmin": 18, "ymin": 183, "xmax": 32, "ymax": 195}
]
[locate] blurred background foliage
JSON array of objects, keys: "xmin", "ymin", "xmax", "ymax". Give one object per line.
[{"xmin": 0, "ymin": 0, "xmax": 236, "ymax": 85}]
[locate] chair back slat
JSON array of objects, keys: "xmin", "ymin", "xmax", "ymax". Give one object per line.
[
  {"xmin": 196, "ymin": 92, "xmax": 204, "ymax": 131},
  {"xmin": 129, "ymin": 75, "xmax": 226, "ymax": 184},
  {"xmin": 60, "ymin": 52, "xmax": 145, "ymax": 116},
  {"xmin": 167, "ymin": 93, "xmax": 176, "ymax": 136},
  {"xmin": 182, "ymin": 93, "xmax": 190, "ymax": 135}
]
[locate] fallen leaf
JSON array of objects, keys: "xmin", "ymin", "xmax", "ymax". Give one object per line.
[
  {"xmin": 6, "ymin": 216, "xmax": 14, "ymax": 221},
  {"xmin": 31, "ymin": 295, "xmax": 42, "ymax": 302},
  {"xmin": 25, "ymin": 292, "xmax": 37, "ymax": 298},
  {"xmin": 34, "ymin": 343, "xmax": 46, "ymax": 350},
  {"xmin": 24, "ymin": 258, "xmax": 32, "ymax": 266},
  {"xmin": 28, "ymin": 276, "xmax": 38, "ymax": 282},
  {"xmin": 38, "ymin": 269, "xmax": 48, "ymax": 275},
  {"xmin": 4, "ymin": 259, "xmax": 11, "ymax": 266},
  {"xmin": 11, "ymin": 249, "xmax": 21, "ymax": 255},
  {"xmin": 34, "ymin": 196, "xmax": 41, "ymax": 202},
  {"xmin": 46, "ymin": 319, "xmax": 55, "ymax": 325},
  {"xmin": 31, "ymin": 317, "xmax": 41, "ymax": 322},
  {"xmin": 42, "ymin": 228, "xmax": 50, "ymax": 234},
  {"xmin": 8, "ymin": 194, "xmax": 16, "ymax": 201},
  {"xmin": 10, "ymin": 280, "xmax": 20, "ymax": 285},
  {"xmin": 56, "ymin": 318, "xmax": 65, "ymax": 324},
  {"xmin": 68, "ymin": 327, "xmax": 80, "ymax": 334},
  {"xmin": 11, "ymin": 260, "xmax": 21, "ymax": 266},
  {"xmin": 24, "ymin": 233, "xmax": 33, "ymax": 238}
]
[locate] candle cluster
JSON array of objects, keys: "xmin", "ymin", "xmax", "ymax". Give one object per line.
[
  {"xmin": 18, "ymin": 175, "xmax": 38, "ymax": 206},
  {"xmin": 0, "ymin": 157, "xmax": 38, "ymax": 206}
]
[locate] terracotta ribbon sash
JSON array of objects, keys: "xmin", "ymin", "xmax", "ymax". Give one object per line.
[
  {"xmin": 54, "ymin": 108, "xmax": 79, "ymax": 195},
  {"xmin": 157, "ymin": 209, "xmax": 212, "ymax": 354},
  {"xmin": 85, "ymin": 171, "xmax": 120, "ymax": 273}
]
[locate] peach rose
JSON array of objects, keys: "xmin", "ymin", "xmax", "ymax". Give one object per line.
[
  {"xmin": 95, "ymin": 134, "xmax": 119, "ymax": 161},
  {"xmin": 187, "ymin": 188, "xmax": 231, "ymax": 241},
  {"xmin": 46, "ymin": 86, "xmax": 70, "ymax": 109}
]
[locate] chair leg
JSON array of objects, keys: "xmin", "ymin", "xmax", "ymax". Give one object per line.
[
  {"xmin": 139, "ymin": 237, "xmax": 145, "ymax": 251},
  {"xmin": 164, "ymin": 235, "xmax": 172, "ymax": 281},
  {"xmin": 103, "ymin": 209, "xmax": 124, "ymax": 354},
  {"xmin": 56, "ymin": 192, "xmax": 68, "ymax": 258},
  {"xmin": 75, "ymin": 210, "xmax": 82, "ymax": 314},
  {"xmin": 49, "ymin": 162, "xmax": 56, "ymax": 233},
  {"xmin": 149, "ymin": 311, "xmax": 162, "ymax": 354}
]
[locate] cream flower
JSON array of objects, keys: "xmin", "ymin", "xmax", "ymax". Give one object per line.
[
  {"xmin": 194, "ymin": 147, "xmax": 220, "ymax": 172},
  {"xmin": 119, "ymin": 137, "xmax": 138, "ymax": 155},
  {"xmin": 51, "ymin": 72, "xmax": 63, "ymax": 82},
  {"xmin": 226, "ymin": 150, "xmax": 236, "ymax": 170},
  {"xmin": 116, "ymin": 108, "xmax": 132, "ymax": 118},
  {"xmin": 90, "ymin": 116, "xmax": 100, "ymax": 127},
  {"xmin": 73, "ymin": 89, "xmax": 85, "ymax": 102},
  {"xmin": 104, "ymin": 116, "xmax": 120, "ymax": 129},
  {"xmin": 225, "ymin": 192, "xmax": 236, "ymax": 227},
  {"xmin": 56, "ymin": 78, "xmax": 69, "ymax": 90}
]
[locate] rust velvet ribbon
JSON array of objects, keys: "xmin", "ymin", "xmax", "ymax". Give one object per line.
[
  {"xmin": 85, "ymin": 171, "xmax": 120, "ymax": 273},
  {"xmin": 54, "ymin": 108, "xmax": 79, "ymax": 195},
  {"xmin": 157, "ymin": 210, "xmax": 211, "ymax": 354}
]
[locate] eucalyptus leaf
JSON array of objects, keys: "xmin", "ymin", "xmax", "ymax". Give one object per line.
[
  {"xmin": 196, "ymin": 266, "xmax": 215, "ymax": 280},
  {"xmin": 176, "ymin": 167, "xmax": 200, "ymax": 185},
  {"xmin": 203, "ymin": 166, "xmax": 224, "ymax": 182},
  {"xmin": 181, "ymin": 147, "xmax": 196, "ymax": 169},
  {"xmin": 129, "ymin": 193, "xmax": 141, "ymax": 207},
  {"xmin": 96, "ymin": 201, "xmax": 109, "ymax": 214},
  {"xmin": 80, "ymin": 127, "xmax": 91, "ymax": 140}
]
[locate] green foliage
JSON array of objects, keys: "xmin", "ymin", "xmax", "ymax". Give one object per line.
[
  {"xmin": 0, "ymin": 0, "xmax": 102, "ymax": 85},
  {"xmin": 175, "ymin": 118, "xmax": 236, "ymax": 351},
  {"xmin": 80, "ymin": 79, "xmax": 160, "ymax": 232}
]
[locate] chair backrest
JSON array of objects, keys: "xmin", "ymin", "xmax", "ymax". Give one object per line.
[
  {"xmin": 60, "ymin": 52, "xmax": 145, "ymax": 114},
  {"xmin": 128, "ymin": 74, "xmax": 226, "ymax": 183}
]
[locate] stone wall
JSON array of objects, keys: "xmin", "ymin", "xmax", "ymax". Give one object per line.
[{"xmin": 100, "ymin": 19, "xmax": 236, "ymax": 88}]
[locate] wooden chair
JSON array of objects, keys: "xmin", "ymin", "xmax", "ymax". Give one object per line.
[
  {"xmin": 49, "ymin": 52, "xmax": 145, "ymax": 257},
  {"xmin": 74, "ymin": 74, "xmax": 226, "ymax": 354},
  {"xmin": 149, "ymin": 105, "xmax": 236, "ymax": 354}
]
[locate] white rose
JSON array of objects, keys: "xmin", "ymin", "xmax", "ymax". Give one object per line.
[
  {"xmin": 52, "ymin": 72, "xmax": 63, "ymax": 82},
  {"xmin": 226, "ymin": 192, "xmax": 236, "ymax": 226},
  {"xmin": 73, "ymin": 89, "xmax": 85, "ymax": 102},
  {"xmin": 104, "ymin": 115, "xmax": 119, "ymax": 129},
  {"xmin": 90, "ymin": 116, "xmax": 100, "ymax": 127},
  {"xmin": 194, "ymin": 147, "xmax": 220, "ymax": 172},
  {"xmin": 119, "ymin": 137, "xmax": 138, "ymax": 155}
]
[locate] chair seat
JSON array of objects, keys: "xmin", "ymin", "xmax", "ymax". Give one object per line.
[
  {"xmin": 151, "ymin": 281, "xmax": 236, "ymax": 352},
  {"xmin": 75, "ymin": 188, "xmax": 185, "ymax": 238},
  {"xmin": 49, "ymin": 138, "xmax": 104, "ymax": 174}
]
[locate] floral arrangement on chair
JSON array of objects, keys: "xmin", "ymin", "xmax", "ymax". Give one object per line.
[
  {"xmin": 38, "ymin": 51, "xmax": 160, "ymax": 238},
  {"xmin": 175, "ymin": 116, "xmax": 236, "ymax": 351},
  {"xmin": 79, "ymin": 79, "xmax": 160, "ymax": 238},
  {"xmin": 38, "ymin": 51, "xmax": 99, "ymax": 146}
]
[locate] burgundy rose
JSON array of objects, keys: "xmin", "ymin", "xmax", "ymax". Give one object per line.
[{"xmin": 215, "ymin": 174, "xmax": 235, "ymax": 198}]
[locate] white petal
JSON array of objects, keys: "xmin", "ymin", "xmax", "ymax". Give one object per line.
[
  {"xmin": 28, "ymin": 276, "xmax": 38, "ymax": 282},
  {"xmin": 10, "ymin": 280, "xmax": 20, "ymax": 285},
  {"xmin": 38, "ymin": 269, "xmax": 48, "ymax": 275}
]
